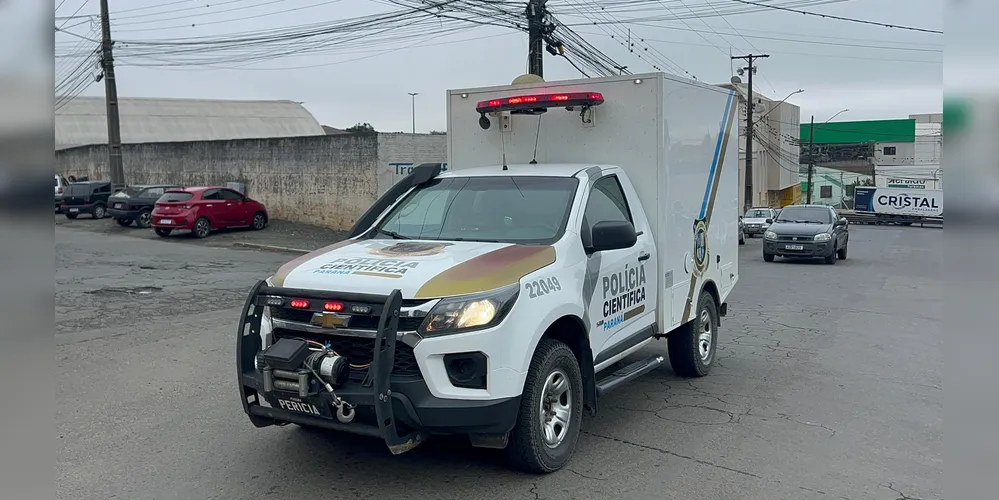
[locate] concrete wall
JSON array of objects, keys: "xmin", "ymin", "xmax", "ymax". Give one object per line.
[{"xmin": 56, "ymin": 133, "xmax": 447, "ymax": 230}]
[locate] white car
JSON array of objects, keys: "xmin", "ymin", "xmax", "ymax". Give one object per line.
[{"xmin": 742, "ymin": 207, "xmax": 778, "ymax": 237}]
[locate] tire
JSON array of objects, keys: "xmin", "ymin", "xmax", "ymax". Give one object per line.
[
  {"xmin": 505, "ymin": 338, "xmax": 584, "ymax": 474},
  {"xmin": 251, "ymin": 212, "xmax": 266, "ymax": 230},
  {"xmin": 763, "ymin": 252, "xmax": 774, "ymax": 262},
  {"xmin": 65, "ymin": 213, "xmax": 78, "ymax": 220},
  {"xmin": 92, "ymin": 203, "xmax": 106, "ymax": 219},
  {"xmin": 837, "ymin": 244, "xmax": 847, "ymax": 260},
  {"xmin": 116, "ymin": 218, "xmax": 133, "ymax": 227},
  {"xmin": 155, "ymin": 228, "xmax": 172, "ymax": 237},
  {"xmin": 192, "ymin": 217, "xmax": 211, "ymax": 238},
  {"xmin": 668, "ymin": 289, "xmax": 719, "ymax": 378},
  {"xmin": 136, "ymin": 209, "xmax": 153, "ymax": 229},
  {"xmin": 824, "ymin": 243, "xmax": 838, "ymax": 265}
]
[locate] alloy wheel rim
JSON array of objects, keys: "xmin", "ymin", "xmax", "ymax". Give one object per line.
[
  {"xmin": 539, "ymin": 369, "xmax": 572, "ymax": 448},
  {"xmin": 197, "ymin": 220, "xmax": 209, "ymax": 236},
  {"xmin": 698, "ymin": 309, "xmax": 713, "ymax": 362}
]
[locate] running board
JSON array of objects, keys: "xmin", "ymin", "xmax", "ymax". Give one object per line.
[{"xmin": 595, "ymin": 355, "xmax": 665, "ymax": 397}]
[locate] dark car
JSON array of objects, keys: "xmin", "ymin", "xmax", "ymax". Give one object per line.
[
  {"xmin": 60, "ymin": 180, "xmax": 113, "ymax": 219},
  {"xmin": 107, "ymin": 184, "xmax": 182, "ymax": 228},
  {"xmin": 763, "ymin": 204, "xmax": 849, "ymax": 264},
  {"xmin": 150, "ymin": 186, "xmax": 269, "ymax": 238}
]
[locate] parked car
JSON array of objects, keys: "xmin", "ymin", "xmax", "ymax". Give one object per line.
[
  {"xmin": 738, "ymin": 215, "xmax": 745, "ymax": 245},
  {"xmin": 61, "ymin": 180, "xmax": 113, "ymax": 219},
  {"xmin": 742, "ymin": 207, "xmax": 778, "ymax": 237},
  {"xmin": 763, "ymin": 204, "xmax": 850, "ymax": 264},
  {"xmin": 108, "ymin": 184, "xmax": 181, "ymax": 228},
  {"xmin": 54, "ymin": 174, "xmax": 71, "ymax": 212},
  {"xmin": 151, "ymin": 186, "xmax": 268, "ymax": 238}
]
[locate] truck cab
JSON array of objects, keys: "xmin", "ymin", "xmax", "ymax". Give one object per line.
[{"xmin": 236, "ymin": 73, "xmax": 740, "ymax": 473}]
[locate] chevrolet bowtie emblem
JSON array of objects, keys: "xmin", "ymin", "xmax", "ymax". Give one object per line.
[
  {"xmin": 792, "ymin": 237, "xmax": 797, "ymax": 241},
  {"xmin": 311, "ymin": 312, "xmax": 351, "ymax": 329}
]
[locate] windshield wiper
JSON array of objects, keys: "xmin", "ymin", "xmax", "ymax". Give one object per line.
[
  {"xmin": 376, "ymin": 228, "xmax": 410, "ymax": 240},
  {"xmin": 451, "ymin": 237, "xmax": 501, "ymax": 243}
]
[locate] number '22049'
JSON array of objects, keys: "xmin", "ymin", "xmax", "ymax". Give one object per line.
[{"xmin": 525, "ymin": 277, "xmax": 561, "ymax": 299}]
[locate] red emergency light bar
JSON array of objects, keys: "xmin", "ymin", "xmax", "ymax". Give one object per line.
[{"xmin": 475, "ymin": 92, "xmax": 604, "ymax": 114}]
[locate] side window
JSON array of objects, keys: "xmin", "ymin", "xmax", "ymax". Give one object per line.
[
  {"xmin": 584, "ymin": 176, "xmax": 633, "ymax": 233},
  {"xmin": 220, "ymin": 189, "xmax": 243, "ymax": 201},
  {"xmin": 144, "ymin": 187, "xmax": 165, "ymax": 197},
  {"xmin": 202, "ymin": 189, "xmax": 221, "ymax": 200}
]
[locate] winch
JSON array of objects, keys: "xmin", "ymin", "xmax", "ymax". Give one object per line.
[{"xmin": 256, "ymin": 337, "xmax": 356, "ymax": 423}]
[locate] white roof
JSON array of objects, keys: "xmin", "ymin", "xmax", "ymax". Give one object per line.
[
  {"xmin": 442, "ymin": 163, "xmax": 600, "ymax": 178},
  {"xmin": 55, "ymin": 96, "xmax": 325, "ymax": 150}
]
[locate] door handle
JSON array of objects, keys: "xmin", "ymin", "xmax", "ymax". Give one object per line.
[{"xmin": 638, "ymin": 252, "xmax": 651, "ymax": 262}]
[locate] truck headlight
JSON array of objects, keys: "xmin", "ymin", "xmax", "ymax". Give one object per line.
[
  {"xmin": 813, "ymin": 232, "xmax": 832, "ymax": 242},
  {"xmin": 764, "ymin": 230, "xmax": 777, "ymax": 239},
  {"xmin": 419, "ymin": 283, "xmax": 520, "ymax": 337}
]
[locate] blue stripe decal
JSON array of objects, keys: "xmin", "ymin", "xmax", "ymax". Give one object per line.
[{"xmin": 698, "ymin": 90, "xmax": 735, "ymax": 220}]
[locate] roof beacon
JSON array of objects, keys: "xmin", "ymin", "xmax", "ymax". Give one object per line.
[{"xmin": 475, "ymin": 92, "xmax": 604, "ymax": 116}]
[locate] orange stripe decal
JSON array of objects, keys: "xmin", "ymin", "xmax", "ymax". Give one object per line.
[{"xmin": 414, "ymin": 245, "xmax": 556, "ymax": 299}]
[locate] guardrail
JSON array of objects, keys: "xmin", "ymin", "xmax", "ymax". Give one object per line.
[{"xmin": 842, "ymin": 210, "xmax": 943, "ymax": 227}]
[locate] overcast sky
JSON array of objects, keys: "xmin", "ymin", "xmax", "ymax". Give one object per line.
[{"xmin": 52, "ymin": 0, "xmax": 946, "ymax": 132}]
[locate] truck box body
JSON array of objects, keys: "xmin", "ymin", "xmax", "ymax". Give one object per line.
[
  {"xmin": 446, "ymin": 73, "xmax": 740, "ymax": 332},
  {"xmin": 854, "ymin": 186, "xmax": 943, "ymax": 218}
]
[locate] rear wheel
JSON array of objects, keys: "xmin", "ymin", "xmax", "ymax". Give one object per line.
[
  {"xmin": 505, "ymin": 338, "xmax": 583, "ymax": 474},
  {"xmin": 92, "ymin": 203, "xmax": 106, "ymax": 219},
  {"xmin": 65, "ymin": 213, "xmax": 78, "ymax": 220},
  {"xmin": 116, "ymin": 218, "xmax": 133, "ymax": 227},
  {"xmin": 154, "ymin": 228, "xmax": 172, "ymax": 237},
  {"xmin": 668, "ymin": 289, "xmax": 718, "ymax": 378},
  {"xmin": 193, "ymin": 217, "xmax": 211, "ymax": 238}
]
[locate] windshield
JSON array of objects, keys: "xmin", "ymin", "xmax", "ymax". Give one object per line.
[
  {"xmin": 744, "ymin": 209, "xmax": 771, "ymax": 218},
  {"xmin": 375, "ymin": 176, "xmax": 579, "ymax": 244},
  {"xmin": 776, "ymin": 207, "xmax": 832, "ymax": 224}
]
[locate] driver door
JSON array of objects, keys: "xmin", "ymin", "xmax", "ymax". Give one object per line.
[{"xmin": 583, "ymin": 174, "xmax": 657, "ymax": 365}]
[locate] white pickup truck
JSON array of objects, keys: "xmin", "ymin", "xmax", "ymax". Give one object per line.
[{"xmin": 237, "ymin": 72, "xmax": 741, "ymax": 473}]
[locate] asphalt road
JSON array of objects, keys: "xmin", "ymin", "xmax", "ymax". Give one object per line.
[{"xmin": 56, "ymin": 225, "xmax": 942, "ymax": 500}]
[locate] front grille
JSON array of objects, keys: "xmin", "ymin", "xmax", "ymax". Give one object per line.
[
  {"xmin": 272, "ymin": 327, "xmax": 421, "ymax": 380},
  {"xmin": 775, "ymin": 234, "xmax": 814, "ymax": 242},
  {"xmin": 270, "ymin": 306, "xmax": 425, "ymax": 331}
]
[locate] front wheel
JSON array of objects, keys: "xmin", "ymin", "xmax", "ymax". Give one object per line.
[
  {"xmin": 505, "ymin": 338, "xmax": 583, "ymax": 474},
  {"xmin": 251, "ymin": 212, "xmax": 266, "ymax": 230},
  {"xmin": 837, "ymin": 244, "xmax": 847, "ymax": 260},
  {"xmin": 136, "ymin": 209, "xmax": 153, "ymax": 229},
  {"xmin": 763, "ymin": 252, "xmax": 775, "ymax": 262},
  {"xmin": 668, "ymin": 289, "xmax": 719, "ymax": 378}
]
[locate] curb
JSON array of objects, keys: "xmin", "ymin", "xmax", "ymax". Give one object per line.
[{"xmin": 231, "ymin": 242, "xmax": 311, "ymax": 254}]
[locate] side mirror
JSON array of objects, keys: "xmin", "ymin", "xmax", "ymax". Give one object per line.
[
  {"xmin": 587, "ymin": 220, "xmax": 638, "ymax": 253},
  {"xmin": 835, "ymin": 217, "xmax": 848, "ymax": 227},
  {"xmin": 765, "ymin": 218, "xmax": 773, "ymax": 224}
]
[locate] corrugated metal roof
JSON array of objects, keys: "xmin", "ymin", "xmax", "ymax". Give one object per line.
[{"xmin": 55, "ymin": 96, "xmax": 325, "ymax": 150}]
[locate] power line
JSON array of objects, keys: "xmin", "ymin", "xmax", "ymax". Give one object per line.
[
  {"xmin": 58, "ymin": 0, "xmax": 93, "ymax": 30},
  {"xmin": 726, "ymin": 0, "xmax": 943, "ymax": 34}
]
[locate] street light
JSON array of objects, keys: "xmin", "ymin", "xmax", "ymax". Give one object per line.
[
  {"xmin": 408, "ymin": 92, "xmax": 418, "ymax": 134},
  {"xmin": 752, "ymin": 89, "xmax": 804, "ymax": 126}
]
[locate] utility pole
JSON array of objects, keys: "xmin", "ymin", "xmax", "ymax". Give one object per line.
[
  {"xmin": 526, "ymin": 0, "xmax": 547, "ymax": 77},
  {"xmin": 99, "ymin": 0, "xmax": 125, "ymax": 191},
  {"xmin": 731, "ymin": 53, "xmax": 768, "ymax": 211},
  {"xmin": 408, "ymin": 92, "xmax": 418, "ymax": 134},
  {"xmin": 806, "ymin": 114, "xmax": 815, "ymax": 204}
]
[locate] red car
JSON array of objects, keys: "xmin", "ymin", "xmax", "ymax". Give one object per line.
[{"xmin": 150, "ymin": 186, "xmax": 268, "ymax": 238}]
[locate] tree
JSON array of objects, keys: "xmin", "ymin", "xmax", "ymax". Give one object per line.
[
  {"xmin": 345, "ymin": 122, "xmax": 376, "ymax": 134},
  {"xmin": 429, "ymin": 130, "xmax": 446, "ymax": 135}
]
